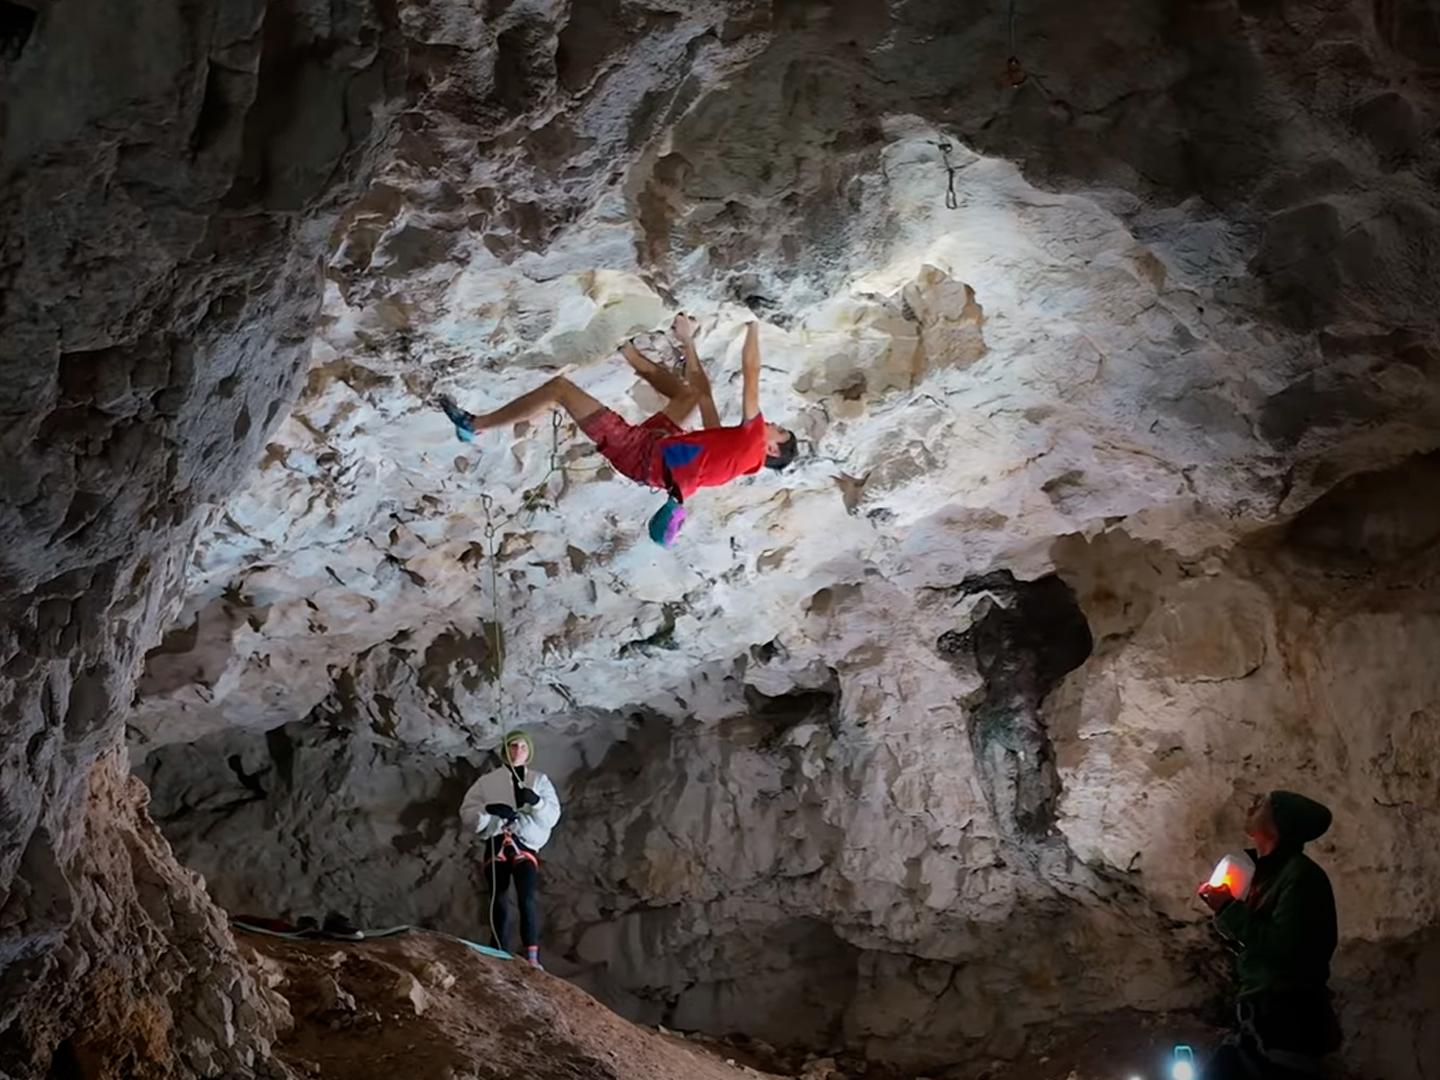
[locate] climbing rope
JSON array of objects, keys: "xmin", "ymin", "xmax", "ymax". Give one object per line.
[
  {"xmin": 920, "ymin": 4, "xmax": 1026, "ymax": 210},
  {"xmin": 467, "ymin": 392, "xmax": 604, "ymax": 956},
  {"xmin": 1005, "ymin": 0, "xmax": 1027, "ymax": 86},
  {"xmin": 473, "ymin": 408, "xmax": 589, "ymax": 701},
  {"xmin": 475, "ymin": 497, "xmax": 522, "ymax": 955},
  {"xmin": 467, "ymin": 397, "xmax": 603, "ymax": 737},
  {"xmin": 480, "ymin": 493, "xmax": 507, "ymax": 714},
  {"xmin": 476, "ymin": 487, "xmax": 550, "ymax": 793}
]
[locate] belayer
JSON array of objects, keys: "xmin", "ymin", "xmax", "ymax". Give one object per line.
[
  {"xmin": 1198, "ymin": 790, "xmax": 1343, "ymax": 1078},
  {"xmin": 459, "ymin": 731, "xmax": 561, "ymax": 968},
  {"xmin": 437, "ymin": 315, "xmax": 798, "ymax": 545}
]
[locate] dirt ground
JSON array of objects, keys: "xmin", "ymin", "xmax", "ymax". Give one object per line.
[
  {"xmin": 964, "ymin": 1011, "xmax": 1226, "ymax": 1080},
  {"xmin": 750, "ymin": 1010, "xmax": 1232, "ymax": 1080},
  {"xmin": 242, "ymin": 930, "xmax": 1258, "ymax": 1080},
  {"xmin": 242, "ymin": 929, "xmax": 786, "ymax": 1080}
]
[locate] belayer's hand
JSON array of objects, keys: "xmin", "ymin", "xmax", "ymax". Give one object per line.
[
  {"xmin": 517, "ymin": 787, "xmax": 541, "ymax": 807},
  {"xmin": 1198, "ymin": 882, "xmax": 1234, "ymax": 913},
  {"xmin": 485, "ymin": 803, "xmax": 518, "ymax": 823}
]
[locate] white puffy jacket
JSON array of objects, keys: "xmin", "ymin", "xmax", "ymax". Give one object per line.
[{"xmin": 458, "ymin": 768, "xmax": 562, "ymax": 852}]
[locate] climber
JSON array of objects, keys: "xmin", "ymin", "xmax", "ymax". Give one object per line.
[
  {"xmin": 437, "ymin": 315, "xmax": 798, "ymax": 541},
  {"xmin": 1197, "ymin": 790, "xmax": 1342, "ymax": 1079},
  {"xmin": 458, "ymin": 731, "xmax": 561, "ymax": 969}
]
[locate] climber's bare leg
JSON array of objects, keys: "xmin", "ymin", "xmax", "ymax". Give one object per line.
[
  {"xmin": 660, "ymin": 383, "xmax": 703, "ymax": 427},
  {"xmin": 438, "ymin": 377, "xmax": 605, "ymax": 440},
  {"xmin": 621, "ymin": 338, "xmax": 689, "ymax": 401},
  {"xmin": 672, "ymin": 313, "xmax": 722, "ymax": 430},
  {"xmin": 479, "ymin": 376, "xmax": 606, "ymax": 430},
  {"xmin": 623, "ymin": 336, "xmax": 708, "ymax": 429}
]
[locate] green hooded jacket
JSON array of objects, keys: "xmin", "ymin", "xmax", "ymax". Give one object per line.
[{"xmin": 1214, "ymin": 790, "xmax": 1338, "ymax": 999}]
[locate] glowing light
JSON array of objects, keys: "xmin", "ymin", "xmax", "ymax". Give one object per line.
[
  {"xmin": 1171, "ymin": 1043, "xmax": 1197, "ymax": 1080},
  {"xmin": 1204, "ymin": 853, "xmax": 1255, "ymax": 900}
]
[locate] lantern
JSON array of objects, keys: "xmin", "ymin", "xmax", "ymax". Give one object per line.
[{"xmin": 1204, "ymin": 851, "xmax": 1256, "ymax": 900}]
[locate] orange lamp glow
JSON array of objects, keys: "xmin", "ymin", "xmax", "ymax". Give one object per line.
[{"xmin": 1203, "ymin": 852, "xmax": 1255, "ymax": 900}]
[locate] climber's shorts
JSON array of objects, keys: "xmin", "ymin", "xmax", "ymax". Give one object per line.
[{"xmin": 578, "ymin": 408, "xmax": 679, "ymax": 489}]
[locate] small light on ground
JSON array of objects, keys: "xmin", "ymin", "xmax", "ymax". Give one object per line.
[{"xmin": 1171, "ymin": 1062, "xmax": 1195, "ymax": 1080}]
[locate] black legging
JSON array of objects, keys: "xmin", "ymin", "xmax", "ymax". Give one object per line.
[{"xmin": 488, "ymin": 857, "xmax": 539, "ymax": 950}]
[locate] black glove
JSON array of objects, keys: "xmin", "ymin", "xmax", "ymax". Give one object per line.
[
  {"xmin": 517, "ymin": 787, "xmax": 541, "ymax": 807},
  {"xmin": 485, "ymin": 803, "xmax": 517, "ymax": 822}
]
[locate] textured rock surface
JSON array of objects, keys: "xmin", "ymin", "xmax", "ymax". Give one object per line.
[
  {"xmin": 0, "ymin": 0, "xmax": 398, "ymax": 1073},
  {"xmin": 134, "ymin": 2, "xmax": 1440, "ymax": 1074},
  {"xmin": 24, "ymin": 757, "xmax": 295, "ymax": 1079},
  {"xmin": 139, "ymin": 480, "xmax": 1440, "ymax": 1072},
  {"xmin": 130, "ymin": 0, "xmax": 1440, "ymax": 755},
  {"xmin": 242, "ymin": 929, "xmax": 790, "ymax": 1080},
  {"xmin": 240, "ymin": 929, "xmax": 1247, "ymax": 1080},
  {"xmin": 7, "ymin": 0, "xmax": 1440, "ymax": 1076}
]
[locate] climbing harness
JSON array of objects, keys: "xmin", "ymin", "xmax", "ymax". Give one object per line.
[{"xmin": 490, "ymin": 830, "xmax": 539, "ymax": 869}]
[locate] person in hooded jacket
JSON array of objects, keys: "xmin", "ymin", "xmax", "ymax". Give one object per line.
[
  {"xmin": 1198, "ymin": 789, "xmax": 1343, "ymax": 1078},
  {"xmin": 458, "ymin": 731, "xmax": 561, "ymax": 968}
]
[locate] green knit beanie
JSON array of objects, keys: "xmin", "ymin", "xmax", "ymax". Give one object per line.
[{"xmin": 502, "ymin": 730, "xmax": 534, "ymax": 766}]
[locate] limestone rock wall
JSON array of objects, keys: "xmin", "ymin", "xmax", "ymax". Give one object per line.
[
  {"xmin": 131, "ymin": 1, "xmax": 1440, "ymax": 1075},
  {"xmin": 134, "ymin": 459, "xmax": 1440, "ymax": 1076},
  {"xmin": 7, "ymin": 0, "xmax": 1440, "ymax": 1076},
  {"xmin": 130, "ymin": 0, "xmax": 1440, "ymax": 760},
  {"xmin": 2, "ymin": 2, "xmax": 784, "ymax": 1073},
  {"xmin": 0, "ymin": 0, "xmax": 402, "ymax": 1073}
]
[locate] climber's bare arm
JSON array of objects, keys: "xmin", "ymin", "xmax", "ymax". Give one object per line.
[
  {"xmin": 741, "ymin": 321, "xmax": 761, "ymax": 422},
  {"xmin": 673, "ymin": 313, "xmax": 722, "ymax": 430}
]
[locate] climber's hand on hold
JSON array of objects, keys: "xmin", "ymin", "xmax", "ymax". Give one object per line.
[
  {"xmin": 1198, "ymin": 882, "xmax": 1234, "ymax": 913},
  {"xmin": 517, "ymin": 787, "xmax": 541, "ymax": 807},
  {"xmin": 671, "ymin": 312, "xmax": 697, "ymax": 345},
  {"xmin": 485, "ymin": 803, "xmax": 518, "ymax": 823}
]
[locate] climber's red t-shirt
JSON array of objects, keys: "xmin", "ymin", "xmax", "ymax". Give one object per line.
[{"xmin": 655, "ymin": 414, "xmax": 768, "ymax": 501}]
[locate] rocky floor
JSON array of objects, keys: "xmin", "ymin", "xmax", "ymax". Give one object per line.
[
  {"xmin": 243, "ymin": 927, "xmax": 1239, "ymax": 1080},
  {"xmin": 243, "ymin": 929, "xmax": 782, "ymax": 1080}
]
